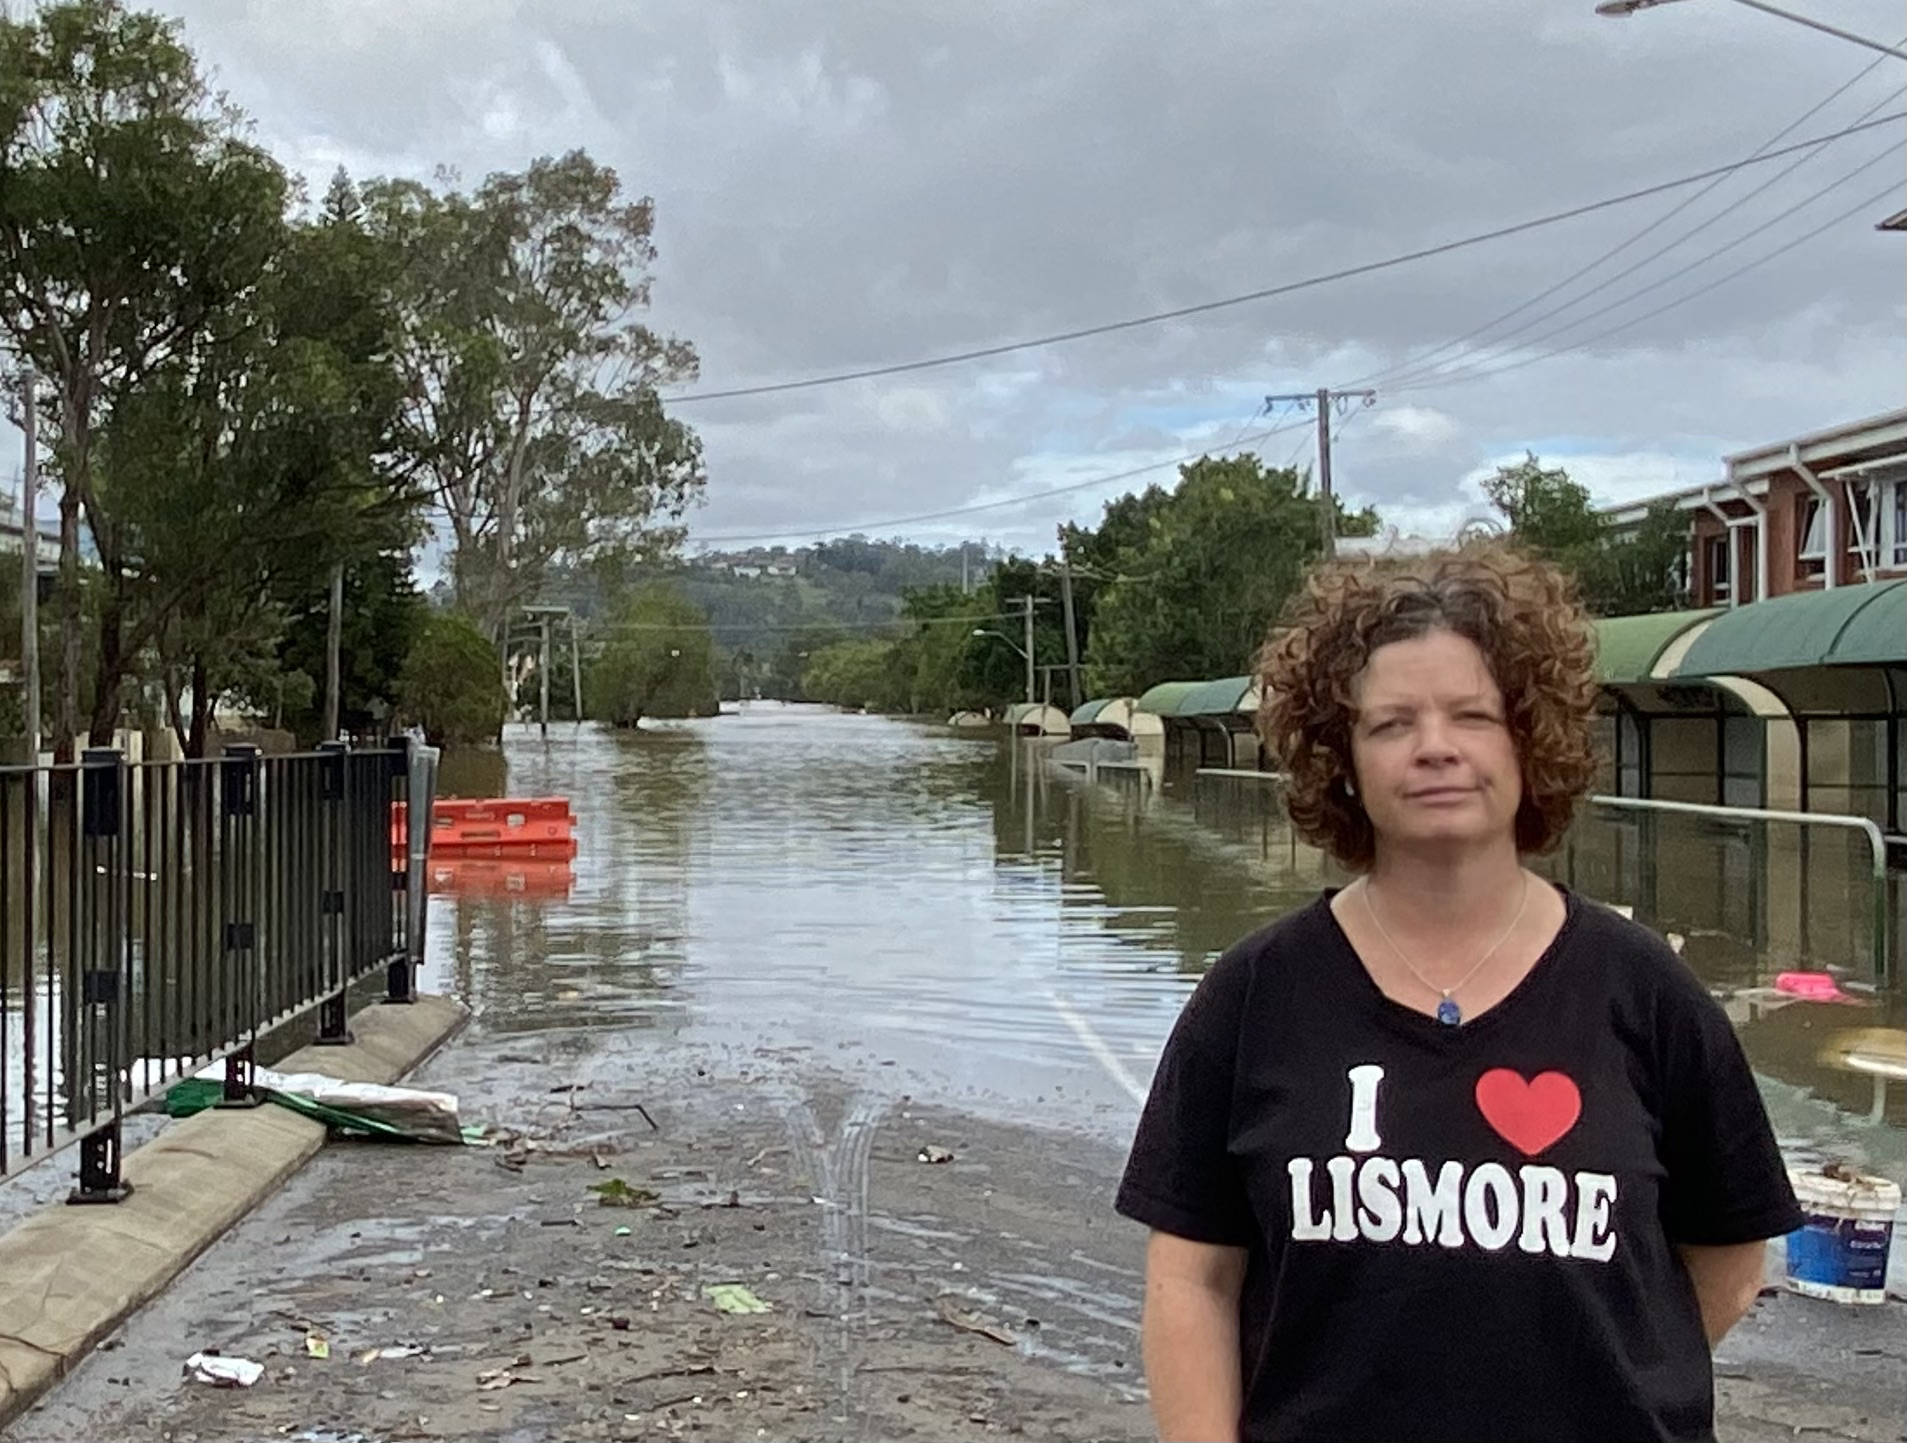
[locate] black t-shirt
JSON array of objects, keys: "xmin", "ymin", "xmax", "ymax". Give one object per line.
[{"xmin": 1116, "ymin": 888, "xmax": 1805, "ymax": 1443}]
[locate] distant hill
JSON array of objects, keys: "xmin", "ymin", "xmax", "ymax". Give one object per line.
[{"xmin": 537, "ymin": 538, "xmax": 1008, "ymax": 697}]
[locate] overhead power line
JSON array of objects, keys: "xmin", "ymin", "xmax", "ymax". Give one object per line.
[
  {"xmin": 1394, "ymin": 172, "xmax": 1905, "ymax": 395},
  {"xmin": 691, "ymin": 416, "xmax": 1312, "ymax": 545},
  {"xmin": 663, "ymin": 111, "xmax": 1904, "ymax": 406},
  {"xmin": 1376, "ymin": 101, "xmax": 1905, "ymax": 392},
  {"xmin": 1335, "ymin": 44, "xmax": 1904, "ymax": 394},
  {"xmin": 596, "ymin": 611, "xmax": 1012, "ymax": 633}
]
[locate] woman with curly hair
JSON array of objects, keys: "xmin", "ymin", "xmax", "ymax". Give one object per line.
[{"xmin": 1115, "ymin": 543, "xmax": 1801, "ymax": 1443}]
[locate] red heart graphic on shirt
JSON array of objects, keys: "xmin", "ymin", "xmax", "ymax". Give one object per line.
[{"xmin": 1474, "ymin": 1069, "xmax": 1582, "ymax": 1156}]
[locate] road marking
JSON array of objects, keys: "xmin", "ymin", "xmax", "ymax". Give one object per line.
[{"xmin": 1047, "ymin": 991, "xmax": 1150, "ymax": 1106}]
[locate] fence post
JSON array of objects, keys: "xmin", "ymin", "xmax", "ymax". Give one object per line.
[
  {"xmin": 383, "ymin": 733, "xmax": 415, "ymax": 1004},
  {"xmin": 217, "ymin": 745, "xmax": 264, "ymax": 1107},
  {"xmin": 69, "ymin": 747, "xmax": 132, "ymax": 1205},
  {"xmin": 314, "ymin": 740, "xmax": 353, "ymax": 1046}
]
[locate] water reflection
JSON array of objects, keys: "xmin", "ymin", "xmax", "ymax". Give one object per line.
[{"xmin": 419, "ymin": 711, "xmax": 1902, "ymax": 1186}]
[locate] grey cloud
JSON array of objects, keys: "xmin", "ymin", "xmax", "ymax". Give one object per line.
[{"xmin": 133, "ymin": 0, "xmax": 1906, "ymax": 552}]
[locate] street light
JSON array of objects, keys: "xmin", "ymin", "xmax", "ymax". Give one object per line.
[
  {"xmin": 1594, "ymin": 0, "xmax": 1907, "ymax": 62},
  {"xmin": 970, "ymin": 627, "xmax": 1028, "ymax": 661},
  {"xmin": 972, "ymin": 628, "xmax": 1036, "ymax": 706}
]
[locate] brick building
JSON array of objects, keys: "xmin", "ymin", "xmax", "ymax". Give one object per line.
[{"xmin": 1604, "ymin": 407, "xmax": 1907, "ymax": 608}]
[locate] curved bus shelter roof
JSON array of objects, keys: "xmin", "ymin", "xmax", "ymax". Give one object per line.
[
  {"xmin": 1595, "ymin": 608, "xmax": 1718, "ymax": 684},
  {"xmin": 1135, "ymin": 681, "xmax": 1202, "ymax": 716},
  {"xmin": 1003, "ymin": 702, "xmax": 1071, "ymax": 736},
  {"xmin": 1069, "ymin": 696, "xmax": 1161, "ymax": 739},
  {"xmin": 1141, "ymin": 675, "xmax": 1257, "ymax": 720},
  {"xmin": 1674, "ymin": 580, "xmax": 1906, "ymax": 676}
]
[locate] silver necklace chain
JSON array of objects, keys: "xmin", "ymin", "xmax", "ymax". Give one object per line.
[{"xmin": 1361, "ymin": 873, "xmax": 1531, "ymax": 1020}]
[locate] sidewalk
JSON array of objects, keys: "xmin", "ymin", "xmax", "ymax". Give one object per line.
[{"xmin": 5, "ymin": 1021, "xmax": 1901, "ymax": 1442}]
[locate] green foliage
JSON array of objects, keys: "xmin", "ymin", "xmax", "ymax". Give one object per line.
[
  {"xmin": 398, "ymin": 612, "xmax": 508, "ymax": 747},
  {"xmin": 587, "ymin": 584, "xmax": 717, "ymax": 725},
  {"xmin": 267, "ymin": 552, "xmax": 426, "ymax": 744},
  {"xmin": 1082, "ymin": 455, "xmax": 1335, "ymax": 694},
  {"xmin": 1583, "ymin": 502, "xmax": 1691, "ymax": 616},
  {"xmin": 1481, "ymin": 454, "xmax": 1605, "ymax": 560},
  {"xmin": 101, "ymin": 177, "xmax": 418, "ymax": 753},
  {"xmin": 0, "ymin": 0, "xmax": 296, "ymax": 749},
  {"xmin": 801, "ymin": 639, "xmax": 911, "ymax": 713},
  {"xmin": 1483, "ymin": 455, "xmax": 1688, "ymax": 616},
  {"xmin": 365, "ymin": 152, "xmax": 705, "ymax": 648}
]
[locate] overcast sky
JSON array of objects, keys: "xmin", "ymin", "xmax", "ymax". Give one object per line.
[{"xmin": 8, "ymin": 0, "xmax": 1905, "ymax": 555}]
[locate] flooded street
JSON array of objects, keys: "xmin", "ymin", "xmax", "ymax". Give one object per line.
[
  {"xmin": 420, "ymin": 709, "xmax": 1299, "ymax": 1137},
  {"xmin": 424, "ymin": 707, "xmax": 1904, "ymax": 1191}
]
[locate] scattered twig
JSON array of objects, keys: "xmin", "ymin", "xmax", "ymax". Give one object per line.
[
  {"xmin": 935, "ymin": 1295, "xmax": 1019, "ymax": 1346},
  {"xmin": 627, "ymin": 1362, "xmax": 719, "ymax": 1386}
]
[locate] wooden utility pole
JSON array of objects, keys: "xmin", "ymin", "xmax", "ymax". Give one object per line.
[
  {"xmin": 1261, "ymin": 387, "xmax": 1378, "ymax": 561},
  {"xmin": 322, "ymin": 561, "xmax": 344, "ymax": 741},
  {"xmin": 1016, "ymin": 595, "xmax": 1036, "ymax": 706},
  {"xmin": 17, "ymin": 365, "xmax": 42, "ymax": 763},
  {"xmin": 538, "ymin": 612, "xmax": 552, "ymax": 739},
  {"xmin": 569, "ymin": 619, "xmax": 584, "ymax": 724},
  {"xmin": 1056, "ymin": 548, "xmax": 1083, "ymax": 712}
]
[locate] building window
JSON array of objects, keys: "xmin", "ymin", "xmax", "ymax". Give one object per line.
[
  {"xmin": 1796, "ymin": 495, "xmax": 1828, "ymax": 572},
  {"xmin": 1705, "ymin": 533, "xmax": 1731, "ymax": 602},
  {"xmin": 1847, "ymin": 477, "xmax": 1907, "ymax": 573}
]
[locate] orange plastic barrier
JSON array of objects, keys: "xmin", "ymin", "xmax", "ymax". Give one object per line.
[{"xmin": 392, "ymin": 797, "xmax": 576, "ymax": 861}]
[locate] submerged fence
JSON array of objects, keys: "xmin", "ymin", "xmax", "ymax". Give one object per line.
[{"xmin": 1, "ymin": 737, "xmax": 439, "ymax": 1202}]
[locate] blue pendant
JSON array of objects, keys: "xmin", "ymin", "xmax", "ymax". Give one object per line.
[{"xmin": 1435, "ymin": 997, "xmax": 1463, "ymax": 1026}]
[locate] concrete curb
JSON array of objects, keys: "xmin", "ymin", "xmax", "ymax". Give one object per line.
[{"xmin": 0, "ymin": 994, "xmax": 468, "ymax": 1429}]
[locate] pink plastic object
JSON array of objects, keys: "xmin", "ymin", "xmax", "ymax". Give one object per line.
[{"xmin": 1775, "ymin": 971, "xmax": 1855, "ymax": 1003}]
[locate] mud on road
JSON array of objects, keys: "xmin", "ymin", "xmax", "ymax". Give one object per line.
[
  {"xmin": 9, "ymin": 1040, "xmax": 1151, "ymax": 1443},
  {"xmin": 9, "ymin": 1027, "xmax": 1902, "ymax": 1443}
]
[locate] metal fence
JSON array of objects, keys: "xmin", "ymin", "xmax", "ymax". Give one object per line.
[{"xmin": 1, "ymin": 736, "xmax": 439, "ymax": 1203}]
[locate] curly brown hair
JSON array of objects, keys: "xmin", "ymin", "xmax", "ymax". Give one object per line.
[{"xmin": 1254, "ymin": 541, "xmax": 1600, "ymax": 871}]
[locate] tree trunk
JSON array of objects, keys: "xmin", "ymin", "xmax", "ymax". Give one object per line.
[
  {"xmin": 322, "ymin": 561, "xmax": 344, "ymax": 740},
  {"xmin": 186, "ymin": 657, "xmax": 211, "ymax": 759},
  {"xmin": 87, "ymin": 552, "xmax": 125, "ymax": 746},
  {"xmin": 164, "ymin": 669, "xmax": 189, "ymax": 756},
  {"xmin": 55, "ymin": 488, "xmax": 82, "ymax": 763}
]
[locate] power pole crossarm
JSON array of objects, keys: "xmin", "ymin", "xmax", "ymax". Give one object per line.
[{"xmin": 1261, "ymin": 387, "xmax": 1378, "ymax": 561}]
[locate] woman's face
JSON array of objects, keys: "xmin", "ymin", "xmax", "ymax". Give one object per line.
[{"xmin": 1348, "ymin": 627, "xmax": 1523, "ymax": 859}]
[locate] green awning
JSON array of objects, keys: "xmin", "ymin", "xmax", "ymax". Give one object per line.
[
  {"xmin": 1069, "ymin": 698, "xmax": 1111, "ymax": 726},
  {"xmin": 1135, "ymin": 681, "xmax": 1201, "ymax": 716},
  {"xmin": 1674, "ymin": 580, "xmax": 1906, "ymax": 676},
  {"xmin": 1825, "ymin": 579, "xmax": 1907, "ymax": 666},
  {"xmin": 1594, "ymin": 608, "xmax": 1717, "ymax": 684},
  {"xmin": 1177, "ymin": 675, "xmax": 1256, "ymax": 717}
]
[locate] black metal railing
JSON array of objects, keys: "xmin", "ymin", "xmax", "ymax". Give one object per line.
[{"xmin": 1, "ymin": 735, "xmax": 439, "ymax": 1202}]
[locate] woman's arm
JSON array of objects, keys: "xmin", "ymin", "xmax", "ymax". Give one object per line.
[
  {"xmin": 1676, "ymin": 1241, "xmax": 1767, "ymax": 1346},
  {"xmin": 1141, "ymin": 1231, "xmax": 1251, "ymax": 1443}
]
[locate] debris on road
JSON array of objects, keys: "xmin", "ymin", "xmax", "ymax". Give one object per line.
[
  {"xmin": 588, "ymin": 1178, "xmax": 660, "ymax": 1207},
  {"xmin": 183, "ymin": 1352, "xmax": 264, "ymax": 1388},
  {"xmin": 917, "ymin": 1144, "xmax": 956, "ymax": 1164},
  {"xmin": 703, "ymin": 1283, "xmax": 772, "ymax": 1315},
  {"xmin": 936, "ymin": 1295, "xmax": 1019, "ymax": 1347},
  {"xmin": 357, "ymin": 1345, "xmax": 426, "ymax": 1364}
]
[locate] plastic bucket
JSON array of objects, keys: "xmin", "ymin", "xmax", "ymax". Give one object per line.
[{"xmin": 1785, "ymin": 1168, "xmax": 1899, "ymax": 1305}]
